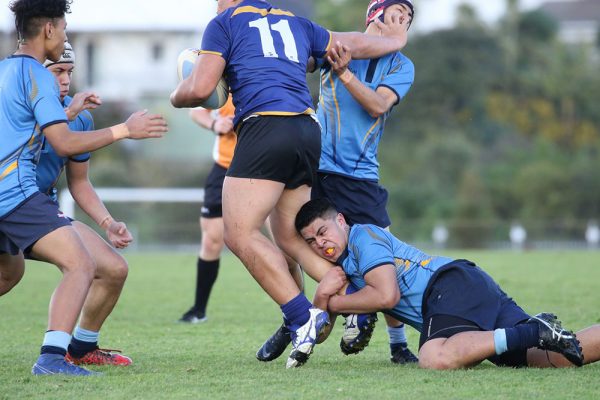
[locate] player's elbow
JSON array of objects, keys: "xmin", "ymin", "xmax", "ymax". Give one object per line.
[
  {"xmin": 379, "ymin": 289, "xmax": 400, "ymax": 309},
  {"xmin": 51, "ymin": 143, "xmax": 72, "ymax": 157}
]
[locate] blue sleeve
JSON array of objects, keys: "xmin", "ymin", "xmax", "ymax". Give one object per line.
[
  {"xmin": 29, "ymin": 66, "xmax": 67, "ymax": 130},
  {"xmin": 353, "ymin": 226, "xmax": 396, "ymax": 276},
  {"xmin": 68, "ymin": 110, "xmax": 93, "ymax": 162},
  {"xmin": 378, "ymin": 54, "xmax": 415, "ymax": 104},
  {"xmin": 297, "ymin": 17, "xmax": 331, "ymax": 59},
  {"xmin": 201, "ymin": 16, "xmax": 230, "ymax": 61}
]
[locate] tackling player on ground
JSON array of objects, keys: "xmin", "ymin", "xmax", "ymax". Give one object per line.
[{"xmin": 300, "ymin": 198, "xmax": 599, "ymax": 370}]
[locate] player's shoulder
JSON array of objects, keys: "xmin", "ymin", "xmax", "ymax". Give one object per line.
[{"xmin": 350, "ymin": 224, "xmax": 388, "ymax": 243}]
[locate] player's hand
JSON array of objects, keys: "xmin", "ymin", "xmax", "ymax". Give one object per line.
[
  {"xmin": 67, "ymin": 91, "xmax": 102, "ymax": 120},
  {"xmin": 125, "ymin": 110, "xmax": 169, "ymax": 139},
  {"xmin": 105, "ymin": 220, "xmax": 133, "ymax": 249},
  {"xmin": 318, "ymin": 267, "xmax": 348, "ymax": 297},
  {"xmin": 375, "ymin": 7, "xmax": 410, "ymax": 46},
  {"xmin": 327, "ymin": 42, "xmax": 352, "ymax": 76},
  {"xmin": 213, "ymin": 116, "xmax": 234, "ymax": 135}
]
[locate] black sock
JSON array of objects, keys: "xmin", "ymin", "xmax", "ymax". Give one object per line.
[
  {"xmin": 68, "ymin": 338, "xmax": 97, "ymax": 358},
  {"xmin": 40, "ymin": 346, "xmax": 67, "ymax": 357},
  {"xmin": 194, "ymin": 258, "xmax": 220, "ymax": 314},
  {"xmin": 505, "ymin": 322, "xmax": 539, "ymax": 352}
]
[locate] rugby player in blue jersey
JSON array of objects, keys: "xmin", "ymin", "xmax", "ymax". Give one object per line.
[
  {"xmin": 36, "ymin": 43, "xmax": 133, "ymax": 367},
  {"xmin": 0, "ymin": 0, "xmax": 167, "ymax": 376},
  {"xmin": 297, "ymin": 198, "xmax": 600, "ymax": 369},
  {"xmin": 257, "ymin": 0, "xmax": 418, "ymax": 364},
  {"xmin": 171, "ymin": 0, "xmax": 410, "ymax": 368}
]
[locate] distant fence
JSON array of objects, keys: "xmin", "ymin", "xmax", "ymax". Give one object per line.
[{"xmin": 59, "ymin": 188, "xmax": 600, "ymax": 251}]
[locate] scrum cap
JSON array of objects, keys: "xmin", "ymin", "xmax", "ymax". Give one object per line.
[
  {"xmin": 43, "ymin": 42, "xmax": 75, "ymax": 67},
  {"xmin": 365, "ymin": 0, "xmax": 414, "ymax": 27}
]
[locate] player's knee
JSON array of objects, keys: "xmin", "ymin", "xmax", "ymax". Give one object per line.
[
  {"xmin": 419, "ymin": 352, "xmax": 462, "ymax": 370},
  {"xmin": 110, "ymin": 258, "xmax": 129, "ymax": 283}
]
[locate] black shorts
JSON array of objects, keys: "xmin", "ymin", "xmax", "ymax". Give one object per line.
[
  {"xmin": 227, "ymin": 115, "xmax": 321, "ymax": 189},
  {"xmin": 419, "ymin": 259, "xmax": 530, "ymax": 367},
  {"xmin": 201, "ymin": 163, "xmax": 227, "ymax": 219},
  {"xmin": 0, "ymin": 192, "xmax": 71, "ymax": 255},
  {"xmin": 312, "ymin": 172, "xmax": 390, "ymax": 227}
]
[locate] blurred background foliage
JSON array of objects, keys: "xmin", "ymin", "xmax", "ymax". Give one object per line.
[{"xmin": 67, "ymin": 0, "xmax": 599, "ymax": 248}]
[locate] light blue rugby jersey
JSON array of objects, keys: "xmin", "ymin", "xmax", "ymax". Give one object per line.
[
  {"xmin": 201, "ymin": 0, "xmax": 331, "ymax": 127},
  {"xmin": 337, "ymin": 224, "xmax": 452, "ymax": 331},
  {"xmin": 317, "ymin": 52, "xmax": 414, "ymax": 181},
  {"xmin": 0, "ymin": 55, "xmax": 67, "ymax": 218},
  {"xmin": 37, "ymin": 95, "xmax": 93, "ymax": 204}
]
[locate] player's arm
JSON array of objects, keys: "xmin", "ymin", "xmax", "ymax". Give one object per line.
[
  {"xmin": 171, "ymin": 53, "xmax": 226, "ymax": 108},
  {"xmin": 189, "ymin": 107, "xmax": 233, "ymax": 135},
  {"xmin": 43, "ymin": 110, "xmax": 167, "ymax": 157},
  {"xmin": 66, "ymin": 160, "xmax": 132, "ymax": 249},
  {"xmin": 329, "ymin": 12, "xmax": 410, "ymax": 59},
  {"xmin": 325, "ymin": 264, "xmax": 400, "ymax": 314},
  {"xmin": 328, "ymin": 43, "xmax": 398, "ymax": 118}
]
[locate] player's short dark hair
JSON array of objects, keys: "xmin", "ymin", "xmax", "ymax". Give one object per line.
[
  {"xmin": 9, "ymin": 0, "xmax": 72, "ymax": 41},
  {"xmin": 295, "ymin": 198, "xmax": 339, "ymax": 233}
]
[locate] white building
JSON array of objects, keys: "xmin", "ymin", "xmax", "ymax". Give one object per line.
[
  {"xmin": 1, "ymin": 0, "xmax": 217, "ymax": 101},
  {"xmin": 539, "ymin": 0, "xmax": 600, "ymax": 44}
]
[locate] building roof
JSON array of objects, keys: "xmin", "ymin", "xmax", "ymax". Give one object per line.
[{"xmin": 539, "ymin": 0, "xmax": 600, "ymax": 22}]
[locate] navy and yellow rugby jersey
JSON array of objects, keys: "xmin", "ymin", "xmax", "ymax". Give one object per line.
[
  {"xmin": 201, "ymin": 0, "xmax": 332, "ymax": 127},
  {"xmin": 36, "ymin": 95, "xmax": 93, "ymax": 204}
]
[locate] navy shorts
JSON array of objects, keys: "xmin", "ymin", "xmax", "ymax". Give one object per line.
[
  {"xmin": 0, "ymin": 192, "xmax": 71, "ymax": 255},
  {"xmin": 201, "ymin": 163, "xmax": 227, "ymax": 219},
  {"xmin": 227, "ymin": 115, "xmax": 321, "ymax": 189},
  {"xmin": 311, "ymin": 172, "xmax": 390, "ymax": 227},
  {"xmin": 419, "ymin": 259, "xmax": 531, "ymax": 367}
]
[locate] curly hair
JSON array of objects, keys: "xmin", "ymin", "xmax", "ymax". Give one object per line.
[{"xmin": 9, "ymin": 0, "xmax": 72, "ymax": 41}]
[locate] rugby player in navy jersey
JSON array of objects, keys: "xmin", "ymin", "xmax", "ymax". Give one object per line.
[
  {"xmin": 298, "ymin": 198, "xmax": 600, "ymax": 370},
  {"xmin": 170, "ymin": 0, "xmax": 411, "ymax": 368},
  {"xmin": 257, "ymin": 0, "xmax": 419, "ymax": 365},
  {"xmin": 0, "ymin": 0, "xmax": 166, "ymax": 376}
]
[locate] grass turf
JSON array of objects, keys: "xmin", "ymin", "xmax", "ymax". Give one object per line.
[{"xmin": 1, "ymin": 250, "xmax": 599, "ymax": 399}]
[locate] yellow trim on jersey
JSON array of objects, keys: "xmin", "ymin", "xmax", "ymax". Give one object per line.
[
  {"xmin": 28, "ymin": 67, "xmax": 39, "ymax": 102},
  {"xmin": 27, "ymin": 130, "xmax": 37, "ymax": 150},
  {"xmin": 232, "ymin": 6, "xmax": 294, "ymax": 17},
  {"xmin": 361, "ymin": 118, "xmax": 381, "ymax": 146},
  {"xmin": 0, "ymin": 161, "xmax": 18, "ymax": 181},
  {"xmin": 326, "ymin": 72, "xmax": 342, "ymax": 140},
  {"xmin": 199, "ymin": 50, "xmax": 223, "ymax": 57},
  {"xmin": 254, "ymin": 108, "xmax": 315, "ymax": 116},
  {"xmin": 324, "ymin": 31, "xmax": 333, "ymax": 53}
]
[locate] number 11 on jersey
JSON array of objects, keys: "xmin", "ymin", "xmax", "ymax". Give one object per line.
[{"xmin": 249, "ymin": 17, "xmax": 299, "ymax": 63}]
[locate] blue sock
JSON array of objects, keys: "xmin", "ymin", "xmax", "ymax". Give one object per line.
[
  {"xmin": 41, "ymin": 330, "xmax": 71, "ymax": 356},
  {"xmin": 493, "ymin": 329, "xmax": 508, "ymax": 354},
  {"xmin": 73, "ymin": 326, "xmax": 100, "ymax": 344},
  {"xmin": 281, "ymin": 293, "xmax": 312, "ymax": 331},
  {"xmin": 503, "ymin": 323, "xmax": 539, "ymax": 352},
  {"xmin": 388, "ymin": 324, "xmax": 408, "ymax": 352}
]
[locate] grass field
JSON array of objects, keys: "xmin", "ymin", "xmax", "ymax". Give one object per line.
[{"xmin": 1, "ymin": 250, "xmax": 599, "ymax": 399}]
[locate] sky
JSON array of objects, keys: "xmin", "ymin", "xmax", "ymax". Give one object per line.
[{"xmin": 0, "ymin": 0, "xmax": 562, "ymax": 33}]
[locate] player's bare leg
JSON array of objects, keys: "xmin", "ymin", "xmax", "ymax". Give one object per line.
[
  {"xmin": 0, "ymin": 252, "xmax": 25, "ymax": 296},
  {"xmin": 31, "ymin": 226, "xmax": 96, "ymax": 333},
  {"xmin": 418, "ymin": 332, "xmax": 495, "ymax": 370},
  {"xmin": 528, "ymin": 324, "xmax": 600, "ymax": 367},
  {"xmin": 268, "ymin": 184, "xmax": 333, "ymax": 282},
  {"xmin": 222, "ymin": 176, "xmax": 300, "ymax": 304},
  {"xmin": 58, "ymin": 221, "xmax": 131, "ymax": 366},
  {"xmin": 70, "ymin": 221, "xmax": 128, "ymax": 332}
]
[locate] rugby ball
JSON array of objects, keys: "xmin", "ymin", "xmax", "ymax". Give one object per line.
[{"xmin": 177, "ymin": 48, "xmax": 229, "ymax": 109}]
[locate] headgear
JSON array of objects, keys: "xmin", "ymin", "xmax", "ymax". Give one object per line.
[
  {"xmin": 44, "ymin": 42, "xmax": 75, "ymax": 67},
  {"xmin": 365, "ymin": 0, "xmax": 414, "ymax": 28}
]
